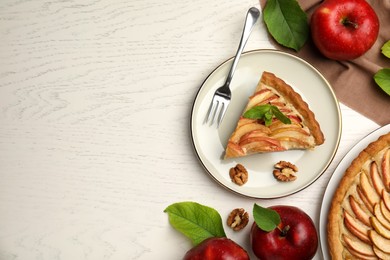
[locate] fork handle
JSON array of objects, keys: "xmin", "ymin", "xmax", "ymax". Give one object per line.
[{"xmin": 224, "ymin": 7, "xmax": 260, "ymax": 88}]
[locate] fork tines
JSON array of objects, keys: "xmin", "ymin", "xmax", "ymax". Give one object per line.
[{"xmin": 204, "ymin": 94, "xmax": 229, "ymax": 126}]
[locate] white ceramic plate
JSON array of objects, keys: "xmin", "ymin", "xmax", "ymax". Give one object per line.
[
  {"xmin": 190, "ymin": 49, "xmax": 341, "ymax": 198},
  {"xmin": 319, "ymin": 124, "xmax": 390, "ymax": 259}
]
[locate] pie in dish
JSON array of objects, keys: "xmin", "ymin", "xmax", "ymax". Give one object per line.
[
  {"xmin": 327, "ymin": 132, "xmax": 390, "ymax": 259},
  {"xmin": 224, "ymin": 71, "xmax": 324, "ymax": 159}
]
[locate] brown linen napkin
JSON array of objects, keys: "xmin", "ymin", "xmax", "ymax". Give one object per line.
[{"xmin": 259, "ymin": 0, "xmax": 390, "ymax": 126}]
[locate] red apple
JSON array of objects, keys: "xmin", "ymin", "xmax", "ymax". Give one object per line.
[
  {"xmin": 183, "ymin": 237, "xmax": 249, "ymax": 260},
  {"xmin": 311, "ymin": 0, "xmax": 379, "ymax": 60},
  {"xmin": 250, "ymin": 205, "xmax": 318, "ymax": 260}
]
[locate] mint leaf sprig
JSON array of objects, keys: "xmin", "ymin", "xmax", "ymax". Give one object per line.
[{"xmin": 243, "ymin": 104, "xmax": 291, "ymax": 126}]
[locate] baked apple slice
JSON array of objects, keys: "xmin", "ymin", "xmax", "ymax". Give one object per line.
[
  {"xmin": 327, "ymin": 133, "xmax": 390, "ymax": 259},
  {"xmin": 224, "ymin": 71, "xmax": 324, "ymax": 159}
]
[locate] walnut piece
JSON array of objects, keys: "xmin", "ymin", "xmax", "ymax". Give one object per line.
[
  {"xmin": 273, "ymin": 161, "xmax": 298, "ymax": 182},
  {"xmin": 229, "ymin": 164, "xmax": 248, "ymax": 186},
  {"xmin": 227, "ymin": 208, "xmax": 249, "ymax": 231}
]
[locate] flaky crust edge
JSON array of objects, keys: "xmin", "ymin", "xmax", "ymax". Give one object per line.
[
  {"xmin": 327, "ymin": 132, "xmax": 390, "ymax": 260},
  {"xmin": 259, "ymin": 72, "xmax": 325, "ymax": 145}
]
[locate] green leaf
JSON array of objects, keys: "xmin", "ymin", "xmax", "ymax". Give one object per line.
[
  {"xmin": 263, "ymin": 0, "xmax": 309, "ymax": 51},
  {"xmin": 243, "ymin": 104, "xmax": 291, "ymax": 126},
  {"xmin": 243, "ymin": 104, "xmax": 271, "ymax": 119},
  {"xmin": 253, "ymin": 203, "xmax": 281, "ymax": 232},
  {"xmin": 264, "ymin": 110, "xmax": 273, "ymax": 126},
  {"xmin": 264, "ymin": 110, "xmax": 273, "ymax": 120},
  {"xmin": 271, "ymin": 106, "xmax": 291, "ymax": 124},
  {"xmin": 381, "ymin": 40, "xmax": 390, "ymax": 58},
  {"xmin": 164, "ymin": 202, "xmax": 226, "ymax": 246},
  {"xmin": 374, "ymin": 68, "xmax": 390, "ymax": 96}
]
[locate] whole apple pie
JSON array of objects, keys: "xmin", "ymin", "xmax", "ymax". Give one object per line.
[
  {"xmin": 224, "ymin": 71, "xmax": 324, "ymax": 159},
  {"xmin": 327, "ymin": 132, "xmax": 390, "ymax": 259}
]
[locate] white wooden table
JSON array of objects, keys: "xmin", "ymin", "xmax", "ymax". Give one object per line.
[{"xmin": 0, "ymin": 0, "xmax": 380, "ymax": 259}]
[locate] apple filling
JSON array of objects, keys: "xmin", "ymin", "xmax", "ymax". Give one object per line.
[
  {"xmin": 225, "ymin": 72, "xmax": 323, "ymax": 159},
  {"xmin": 328, "ymin": 133, "xmax": 390, "ymax": 260}
]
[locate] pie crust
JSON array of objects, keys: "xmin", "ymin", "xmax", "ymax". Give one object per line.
[
  {"xmin": 224, "ymin": 71, "xmax": 324, "ymax": 159},
  {"xmin": 327, "ymin": 132, "xmax": 390, "ymax": 259}
]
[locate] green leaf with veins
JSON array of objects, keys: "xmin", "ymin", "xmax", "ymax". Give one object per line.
[
  {"xmin": 253, "ymin": 203, "xmax": 281, "ymax": 232},
  {"xmin": 381, "ymin": 40, "xmax": 390, "ymax": 58},
  {"xmin": 243, "ymin": 104, "xmax": 271, "ymax": 119},
  {"xmin": 263, "ymin": 0, "xmax": 309, "ymax": 51},
  {"xmin": 243, "ymin": 104, "xmax": 291, "ymax": 126},
  {"xmin": 374, "ymin": 68, "xmax": 390, "ymax": 96},
  {"xmin": 271, "ymin": 105, "xmax": 291, "ymax": 124},
  {"xmin": 164, "ymin": 202, "xmax": 226, "ymax": 246}
]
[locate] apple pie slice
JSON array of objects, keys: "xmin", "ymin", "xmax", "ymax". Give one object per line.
[
  {"xmin": 224, "ymin": 71, "xmax": 324, "ymax": 159},
  {"xmin": 327, "ymin": 132, "xmax": 390, "ymax": 260}
]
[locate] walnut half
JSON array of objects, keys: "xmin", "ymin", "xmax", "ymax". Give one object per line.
[
  {"xmin": 273, "ymin": 161, "xmax": 298, "ymax": 182},
  {"xmin": 227, "ymin": 208, "xmax": 249, "ymax": 231},
  {"xmin": 229, "ymin": 164, "xmax": 248, "ymax": 186}
]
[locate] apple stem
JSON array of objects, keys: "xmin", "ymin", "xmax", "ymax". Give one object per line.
[
  {"xmin": 342, "ymin": 18, "xmax": 358, "ymax": 29},
  {"xmin": 280, "ymin": 225, "xmax": 290, "ymax": 237}
]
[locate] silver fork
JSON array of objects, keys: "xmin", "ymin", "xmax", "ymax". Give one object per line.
[{"xmin": 205, "ymin": 7, "xmax": 260, "ymax": 127}]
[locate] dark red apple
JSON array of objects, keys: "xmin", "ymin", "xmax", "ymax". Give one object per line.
[
  {"xmin": 183, "ymin": 237, "xmax": 249, "ymax": 260},
  {"xmin": 311, "ymin": 0, "xmax": 379, "ymax": 60},
  {"xmin": 250, "ymin": 205, "xmax": 318, "ymax": 260}
]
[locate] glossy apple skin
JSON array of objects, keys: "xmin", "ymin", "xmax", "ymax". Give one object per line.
[
  {"xmin": 183, "ymin": 237, "xmax": 249, "ymax": 260},
  {"xmin": 250, "ymin": 206, "xmax": 318, "ymax": 260},
  {"xmin": 311, "ymin": 0, "xmax": 379, "ymax": 60}
]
